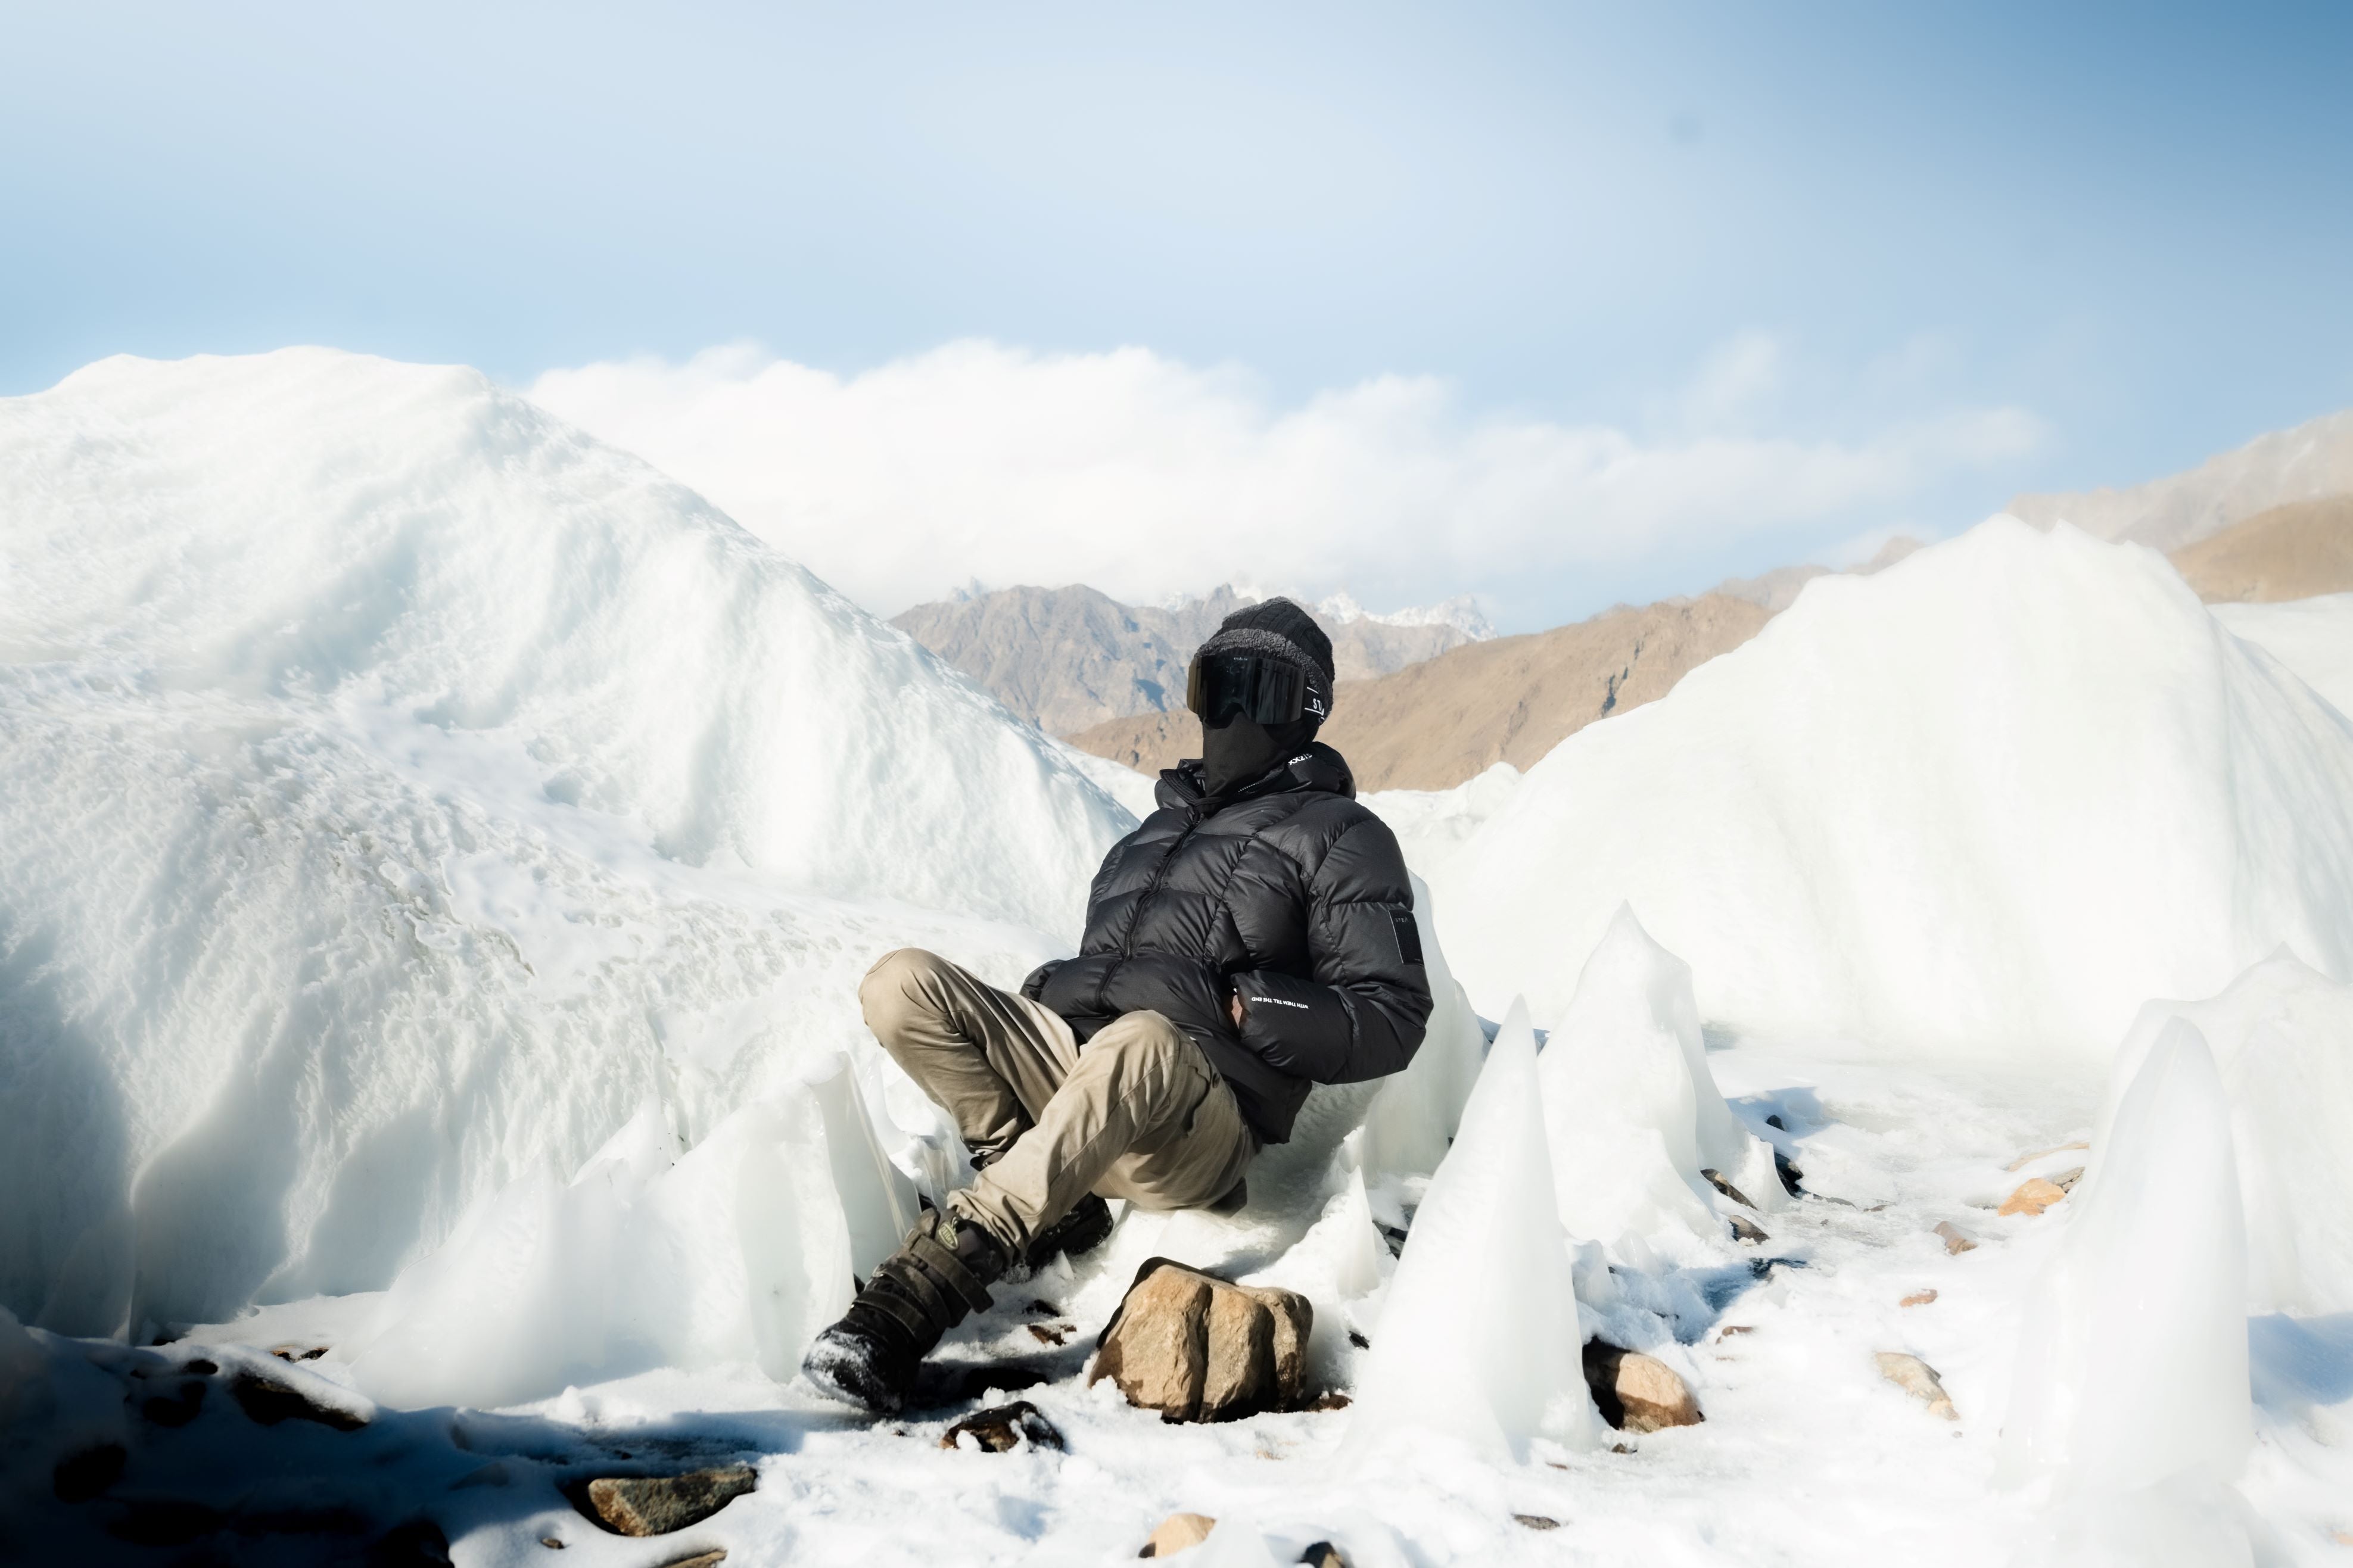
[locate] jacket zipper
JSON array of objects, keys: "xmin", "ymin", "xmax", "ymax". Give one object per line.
[{"xmin": 1121, "ymin": 812, "xmax": 1199, "ymax": 959}]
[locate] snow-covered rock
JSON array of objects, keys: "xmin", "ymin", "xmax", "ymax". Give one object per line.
[
  {"xmin": 2000, "ymin": 1018, "xmax": 2252, "ymax": 1491},
  {"xmin": 1536, "ymin": 906, "xmax": 1782, "ymax": 1260},
  {"xmin": 0, "ymin": 349, "xmax": 1129, "ymax": 1338},
  {"xmin": 1347, "ymin": 1002, "xmax": 1601, "ymax": 1458},
  {"xmin": 2094, "ymin": 951, "xmax": 2353, "ymax": 1316},
  {"xmin": 1441, "ymin": 519, "xmax": 2353, "ymax": 1059}
]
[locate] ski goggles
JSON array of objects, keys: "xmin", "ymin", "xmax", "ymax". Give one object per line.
[{"xmin": 1185, "ymin": 650, "xmax": 1327, "ymax": 726}]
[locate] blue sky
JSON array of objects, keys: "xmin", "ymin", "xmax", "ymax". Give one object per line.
[{"xmin": 5, "ymin": 2, "xmax": 2349, "ymax": 625}]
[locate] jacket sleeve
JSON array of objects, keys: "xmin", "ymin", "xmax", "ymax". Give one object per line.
[{"xmin": 1231, "ymin": 815, "xmax": 1433, "ymax": 1084}]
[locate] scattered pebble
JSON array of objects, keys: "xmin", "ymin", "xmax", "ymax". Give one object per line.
[
  {"xmin": 1874, "ymin": 1352, "xmax": 1959, "ymax": 1420},
  {"xmin": 1934, "ymin": 1221, "xmax": 1978, "ymax": 1254},
  {"xmin": 1139, "ymin": 1511, "xmax": 1216, "ymax": 1557},
  {"xmin": 1999, "ymin": 1177, "xmax": 2070, "ymax": 1217},
  {"xmin": 941, "ymin": 1400, "xmax": 1064, "ymax": 1453},
  {"xmin": 1901, "ymin": 1290, "xmax": 1938, "ymax": 1307},
  {"xmin": 580, "ymin": 1467, "xmax": 757, "ymax": 1536}
]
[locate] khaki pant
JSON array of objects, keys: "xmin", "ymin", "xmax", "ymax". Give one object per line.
[{"xmin": 860, "ymin": 949, "xmax": 1257, "ymax": 1256}]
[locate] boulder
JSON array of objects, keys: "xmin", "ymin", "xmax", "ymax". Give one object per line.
[
  {"xmin": 581, "ymin": 1466, "xmax": 757, "ymax": 1536},
  {"xmin": 1873, "ymin": 1351, "xmax": 1957, "ymax": 1420},
  {"xmin": 1091, "ymin": 1259, "xmax": 1312, "ymax": 1422},
  {"xmin": 1999, "ymin": 1177, "xmax": 2070, "ymax": 1217},
  {"xmin": 1139, "ymin": 1512, "xmax": 1218, "ymax": 1557},
  {"xmin": 940, "ymin": 1401, "xmax": 1063, "ymax": 1452},
  {"xmin": 1933, "ymin": 1221, "xmax": 1978, "ymax": 1254},
  {"xmin": 1581, "ymin": 1342, "xmax": 1704, "ymax": 1432}
]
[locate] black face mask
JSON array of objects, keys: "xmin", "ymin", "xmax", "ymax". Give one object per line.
[{"xmin": 1199, "ymin": 714, "xmax": 1319, "ymax": 797}]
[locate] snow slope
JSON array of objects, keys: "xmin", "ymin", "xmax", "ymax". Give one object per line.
[
  {"xmin": 1440, "ymin": 519, "xmax": 2353, "ymax": 1056},
  {"xmin": 0, "ymin": 349, "xmax": 1134, "ymax": 1339},
  {"xmin": 2216, "ymin": 591, "xmax": 2353, "ymax": 719}
]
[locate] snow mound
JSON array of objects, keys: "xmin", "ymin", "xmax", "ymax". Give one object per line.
[
  {"xmin": 0, "ymin": 350, "xmax": 1129, "ymax": 1338},
  {"xmin": 1361, "ymin": 762, "xmax": 1521, "ymax": 883},
  {"xmin": 347, "ymin": 1056, "xmax": 914, "ymax": 1408},
  {"xmin": 1537, "ymin": 906, "xmax": 1781, "ymax": 1258},
  {"xmin": 2094, "ymin": 952, "xmax": 2353, "ymax": 1316},
  {"xmin": 1355, "ymin": 875, "xmax": 1488, "ymax": 1188},
  {"xmin": 1347, "ymin": 1001, "xmax": 1602, "ymax": 1458},
  {"xmin": 2000, "ymin": 1019, "xmax": 2252, "ymax": 1498},
  {"xmin": 2214, "ymin": 591, "xmax": 2353, "ymax": 721},
  {"xmin": 1442, "ymin": 519, "xmax": 2353, "ymax": 1056}
]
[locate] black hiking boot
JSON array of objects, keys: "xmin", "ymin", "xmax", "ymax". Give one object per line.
[
  {"xmin": 1022, "ymin": 1192, "xmax": 1115, "ymax": 1271},
  {"xmin": 801, "ymin": 1210, "xmax": 1010, "ymax": 1414}
]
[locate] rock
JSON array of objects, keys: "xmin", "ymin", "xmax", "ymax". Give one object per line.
[
  {"xmin": 1900, "ymin": 1289, "xmax": 1938, "ymax": 1307},
  {"xmin": 1999, "ymin": 1177, "xmax": 2070, "ymax": 1217},
  {"xmin": 580, "ymin": 1467, "xmax": 757, "ymax": 1536},
  {"xmin": 656, "ymin": 1554, "xmax": 727, "ymax": 1568},
  {"xmin": 1874, "ymin": 1351, "xmax": 1958, "ymax": 1420},
  {"xmin": 1091, "ymin": 1258, "xmax": 1313, "ymax": 1422},
  {"xmin": 52, "ymin": 1442, "xmax": 126, "ymax": 1502},
  {"xmin": 2005, "ymin": 1140, "xmax": 2089, "ymax": 1172},
  {"xmin": 1773, "ymin": 1148, "xmax": 1804, "ymax": 1195},
  {"xmin": 1701, "ymin": 1168, "xmax": 1756, "ymax": 1208},
  {"xmin": 142, "ymin": 1379, "xmax": 207, "ymax": 1427},
  {"xmin": 2051, "ymin": 1166, "xmax": 2084, "ymax": 1192},
  {"xmin": 230, "ymin": 1369, "xmax": 368, "ymax": 1430},
  {"xmin": 1138, "ymin": 1512, "xmax": 1218, "ymax": 1557},
  {"xmin": 1933, "ymin": 1221, "xmax": 1978, "ymax": 1254},
  {"xmin": 940, "ymin": 1400, "xmax": 1063, "ymax": 1452},
  {"xmin": 1581, "ymin": 1342, "xmax": 1704, "ymax": 1432},
  {"xmin": 1297, "ymin": 1542, "xmax": 1347, "ymax": 1567},
  {"xmin": 1514, "ymin": 1514, "xmax": 1561, "ymax": 1530},
  {"xmin": 1728, "ymin": 1213, "xmax": 1769, "ymax": 1244}
]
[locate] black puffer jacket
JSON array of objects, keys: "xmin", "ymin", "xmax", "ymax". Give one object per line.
[{"xmin": 1023, "ymin": 742, "xmax": 1432, "ymax": 1143}]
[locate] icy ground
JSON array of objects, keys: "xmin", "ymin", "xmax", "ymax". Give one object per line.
[{"xmin": 8, "ymin": 1037, "xmax": 2351, "ymax": 1566}]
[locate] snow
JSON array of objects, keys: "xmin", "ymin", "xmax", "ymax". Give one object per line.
[
  {"xmin": 2215, "ymin": 591, "xmax": 2353, "ymax": 719},
  {"xmin": 8, "ymin": 358, "xmax": 2353, "ymax": 1564},
  {"xmin": 1360, "ymin": 760, "xmax": 1522, "ymax": 883},
  {"xmin": 1348, "ymin": 1001, "xmax": 1602, "ymax": 1458},
  {"xmin": 2094, "ymin": 952, "xmax": 2353, "ymax": 1317},
  {"xmin": 2002, "ymin": 1018, "xmax": 2252, "ymax": 1488},
  {"xmin": 0, "ymin": 348, "xmax": 1129, "ymax": 1341},
  {"xmin": 1046, "ymin": 736, "xmax": 1159, "ymax": 820},
  {"xmin": 1999, "ymin": 1020, "xmax": 2256, "ymax": 1563},
  {"xmin": 1537, "ymin": 906, "xmax": 1783, "ymax": 1261},
  {"xmin": 1439, "ymin": 519, "xmax": 2353, "ymax": 1058}
]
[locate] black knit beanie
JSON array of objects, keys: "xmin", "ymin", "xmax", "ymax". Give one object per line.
[{"xmin": 1194, "ymin": 597, "xmax": 1337, "ymax": 723}]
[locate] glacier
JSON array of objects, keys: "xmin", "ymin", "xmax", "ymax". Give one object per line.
[
  {"xmin": 1439, "ymin": 519, "xmax": 2353, "ymax": 1057},
  {"xmin": 0, "ymin": 348, "xmax": 1132, "ymax": 1338}
]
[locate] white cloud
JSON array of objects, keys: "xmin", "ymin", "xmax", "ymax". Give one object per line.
[{"xmin": 525, "ymin": 339, "xmax": 2042, "ymax": 624}]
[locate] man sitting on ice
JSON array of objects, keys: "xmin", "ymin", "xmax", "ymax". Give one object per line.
[{"xmin": 803, "ymin": 597, "xmax": 1434, "ymax": 1411}]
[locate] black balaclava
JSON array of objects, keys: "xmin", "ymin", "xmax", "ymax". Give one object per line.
[
  {"xmin": 1200, "ymin": 713, "xmax": 1320, "ymax": 796},
  {"xmin": 1192, "ymin": 597, "xmax": 1339, "ymax": 797}
]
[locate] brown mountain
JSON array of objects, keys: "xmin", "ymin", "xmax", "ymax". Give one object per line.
[
  {"xmin": 891, "ymin": 584, "xmax": 1483, "ymax": 735},
  {"xmin": 2007, "ymin": 407, "xmax": 2353, "ymax": 552},
  {"xmin": 1065, "ymin": 508, "xmax": 2353, "ymax": 796},
  {"xmin": 2167, "ymin": 495, "xmax": 2353, "ymax": 603},
  {"xmin": 1066, "ymin": 593, "xmax": 1770, "ymax": 792}
]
